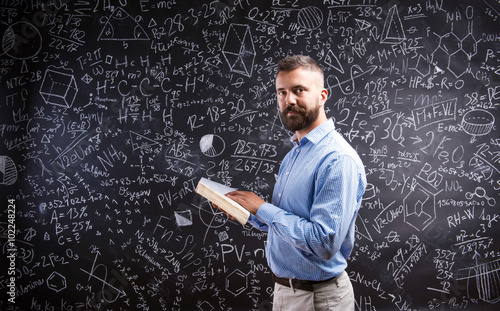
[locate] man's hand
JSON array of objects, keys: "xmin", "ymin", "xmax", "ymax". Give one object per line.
[{"xmin": 225, "ymin": 190, "xmax": 265, "ymax": 215}]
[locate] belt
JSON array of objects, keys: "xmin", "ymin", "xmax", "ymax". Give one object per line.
[{"xmin": 272, "ymin": 273, "xmax": 337, "ymax": 292}]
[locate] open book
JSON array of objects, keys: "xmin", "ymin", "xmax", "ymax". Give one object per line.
[{"xmin": 195, "ymin": 178, "xmax": 250, "ymax": 225}]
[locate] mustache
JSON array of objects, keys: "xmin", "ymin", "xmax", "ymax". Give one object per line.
[{"xmin": 283, "ymin": 105, "xmax": 305, "ymax": 115}]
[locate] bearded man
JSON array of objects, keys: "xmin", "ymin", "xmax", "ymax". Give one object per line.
[{"xmin": 222, "ymin": 55, "xmax": 367, "ymax": 311}]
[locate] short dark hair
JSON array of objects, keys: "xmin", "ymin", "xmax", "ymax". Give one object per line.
[{"xmin": 277, "ymin": 55, "xmax": 324, "ymax": 77}]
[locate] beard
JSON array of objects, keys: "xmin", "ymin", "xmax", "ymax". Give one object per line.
[{"xmin": 280, "ymin": 102, "xmax": 320, "ymax": 132}]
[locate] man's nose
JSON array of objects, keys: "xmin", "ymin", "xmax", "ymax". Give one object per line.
[{"xmin": 285, "ymin": 92, "xmax": 297, "ymax": 106}]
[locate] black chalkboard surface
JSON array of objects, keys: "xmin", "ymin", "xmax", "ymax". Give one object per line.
[{"xmin": 1, "ymin": 1, "xmax": 499, "ymax": 310}]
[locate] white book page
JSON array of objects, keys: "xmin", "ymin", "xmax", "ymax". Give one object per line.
[{"xmin": 199, "ymin": 177, "xmax": 236, "ymax": 195}]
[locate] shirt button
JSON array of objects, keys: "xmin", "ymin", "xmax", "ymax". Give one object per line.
[{"xmin": 279, "ymin": 193, "xmax": 282, "ymax": 197}]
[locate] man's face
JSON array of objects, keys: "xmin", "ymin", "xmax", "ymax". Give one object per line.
[{"xmin": 276, "ymin": 68, "xmax": 326, "ymax": 132}]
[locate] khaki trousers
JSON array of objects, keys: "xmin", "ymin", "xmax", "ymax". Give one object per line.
[{"xmin": 272, "ymin": 271, "xmax": 354, "ymax": 311}]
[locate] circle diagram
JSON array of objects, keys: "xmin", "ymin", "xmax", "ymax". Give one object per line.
[
  {"xmin": 2, "ymin": 21, "xmax": 42, "ymax": 59},
  {"xmin": 200, "ymin": 134, "xmax": 225, "ymax": 157}
]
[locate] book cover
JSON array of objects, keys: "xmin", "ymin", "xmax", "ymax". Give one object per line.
[{"xmin": 195, "ymin": 178, "xmax": 250, "ymax": 225}]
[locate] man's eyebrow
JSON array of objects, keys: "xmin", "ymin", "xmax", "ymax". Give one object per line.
[
  {"xmin": 277, "ymin": 85, "xmax": 308, "ymax": 90},
  {"xmin": 292, "ymin": 84, "xmax": 308, "ymax": 90}
]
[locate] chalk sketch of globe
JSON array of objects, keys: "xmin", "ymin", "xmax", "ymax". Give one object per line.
[{"xmin": 298, "ymin": 6, "xmax": 323, "ymax": 30}]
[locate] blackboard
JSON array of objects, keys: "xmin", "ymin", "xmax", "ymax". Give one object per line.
[{"xmin": 1, "ymin": 0, "xmax": 499, "ymax": 310}]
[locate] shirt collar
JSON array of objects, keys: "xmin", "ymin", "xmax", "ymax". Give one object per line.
[{"xmin": 290, "ymin": 119, "xmax": 335, "ymax": 146}]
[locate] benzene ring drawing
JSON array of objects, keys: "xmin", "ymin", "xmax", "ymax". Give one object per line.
[
  {"xmin": 47, "ymin": 271, "xmax": 67, "ymax": 293},
  {"xmin": 403, "ymin": 180, "xmax": 437, "ymax": 231}
]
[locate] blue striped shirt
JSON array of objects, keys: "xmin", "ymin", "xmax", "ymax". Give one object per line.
[{"xmin": 248, "ymin": 119, "xmax": 366, "ymax": 281}]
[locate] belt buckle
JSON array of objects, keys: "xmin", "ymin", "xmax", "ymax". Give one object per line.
[
  {"xmin": 272, "ymin": 274, "xmax": 315, "ymax": 292},
  {"xmin": 293, "ymin": 280, "xmax": 314, "ymax": 291}
]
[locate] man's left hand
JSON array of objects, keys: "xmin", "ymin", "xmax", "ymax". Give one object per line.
[{"xmin": 226, "ymin": 191, "xmax": 265, "ymax": 215}]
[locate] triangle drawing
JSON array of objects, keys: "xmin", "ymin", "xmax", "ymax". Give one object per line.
[
  {"xmin": 380, "ymin": 5, "xmax": 406, "ymax": 44},
  {"xmin": 129, "ymin": 131, "xmax": 160, "ymax": 152},
  {"xmin": 98, "ymin": 7, "xmax": 149, "ymax": 41},
  {"xmin": 325, "ymin": 50, "xmax": 344, "ymax": 73}
]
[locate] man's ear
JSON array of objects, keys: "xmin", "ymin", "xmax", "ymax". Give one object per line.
[{"xmin": 319, "ymin": 88, "xmax": 328, "ymax": 106}]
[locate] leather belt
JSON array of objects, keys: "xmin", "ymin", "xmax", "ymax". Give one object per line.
[{"xmin": 272, "ymin": 273, "xmax": 337, "ymax": 292}]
